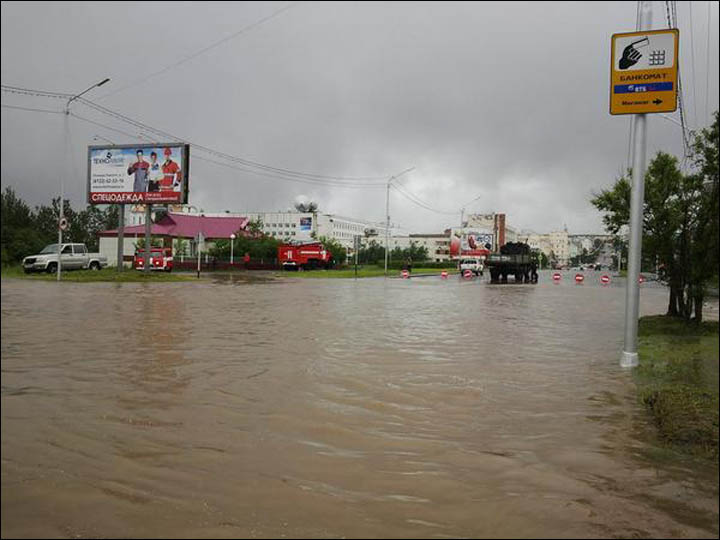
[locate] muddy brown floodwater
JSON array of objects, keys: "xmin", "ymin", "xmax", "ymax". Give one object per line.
[{"xmin": 1, "ymin": 272, "xmax": 718, "ymax": 538}]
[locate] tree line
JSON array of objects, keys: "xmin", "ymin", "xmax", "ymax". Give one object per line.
[
  {"xmin": 1, "ymin": 188, "xmax": 119, "ymax": 265},
  {"xmin": 592, "ymin": 111, "xmax": 718, "ymax": 323}
]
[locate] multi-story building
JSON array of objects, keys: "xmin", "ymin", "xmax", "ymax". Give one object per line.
[
  {"xmin": 389, "ymin": 233, "xmax": 452, "ymax": 262},
  {"xmin": 243, "ymin": 212, "xmax": 386, "ymax": 249},
  {"xmin": 124, "ymin": 206, "xmax": 386, "ymax": 253},
  {"xmin": 519, "ymin": 228, "xmax": 570, "ymax": 266}
]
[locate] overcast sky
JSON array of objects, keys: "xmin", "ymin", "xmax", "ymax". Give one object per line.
[{"xmin": 2, "ymin": 1, "xmax": 718, "ymax": 234}]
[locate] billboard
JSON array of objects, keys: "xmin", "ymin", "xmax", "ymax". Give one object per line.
[
  {"xmin": 299, "ymin": 217, "xmax": 312, "ymax": 231},
  {"xmin": 450, "ymin": 228, "xmax": 493, "ymax": 258},
  {"xmin": 88, "ymin": 143, "xmax": 189, "ymax": 204}
]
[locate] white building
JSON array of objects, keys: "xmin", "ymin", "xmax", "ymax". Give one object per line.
[
  {"xmin": 389, "ymin": 233, "xmax": 452, "ymax": 262},
  {"xmin": 519, "ymin": 229, "xmax": 570, "ymax": 265},
  {"xmin": 242, "ymin": 211, "xmax": 387, "ymax": 250}
]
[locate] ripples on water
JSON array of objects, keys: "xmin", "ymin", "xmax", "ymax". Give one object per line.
[{"xmin": 1, "ymin": 272, "xmax": 718, "ymax": 538}]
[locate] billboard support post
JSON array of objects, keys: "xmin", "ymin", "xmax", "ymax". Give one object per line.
[
  {"xmin": 144, "ymin": 205, "xmax": 151, "ymax": 274},
  {"xmin": 117, "ymin": 204, "xmax": 124, "ymax": 272}
]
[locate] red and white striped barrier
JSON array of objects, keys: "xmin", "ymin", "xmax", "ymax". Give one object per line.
[
  {"xmin": 552, "ymin": 272, "xmax": 562, "ymax": 282},
  {"xmin": 440, "ymin": 270, "xmax": 448, "ymax": 279},
  {"xmin": 575, "ymin": 273, "xmax": 584, "ymax": 283},
  {"xmin": 600, "ymin": 274, "xmax": 611, "ymax": 285},
  {"xmin": 639, "ymin": 274, "xmax": 645, "ymax": 283},
  {"xmin": 463, "ymin": 269, "xmax": 473, "ymax": 279},
  {"xmin": 401, "ymin": 269, "xmax": 409, "ymax": 279}
]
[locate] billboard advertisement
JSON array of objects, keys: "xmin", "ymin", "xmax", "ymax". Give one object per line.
[
  {"xmin": 88, "ymin": 143, "xmax": 189, "ymax": 204},
  {"xmin": 299, "ymin": 217, "xmax": 312, "ymax": 231},
  {"xmin": 450, "ymin": 228, "xmax": 493, "ymax": 258}
]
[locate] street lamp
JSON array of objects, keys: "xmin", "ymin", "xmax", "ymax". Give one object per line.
[
  {"xmin": 230, "ymin": 233, "xmax": 236, "ymax": 265},
  {"xmin": 460, "ymin": 194, "xmax": 483, "ymax": 228},
  {"xmin": 385, "ymin": 167, "xmax": 415, "ymax": 276},
  {"xmin": 57, "ymin": 77, "xmax": 111, "ymax": 281}
]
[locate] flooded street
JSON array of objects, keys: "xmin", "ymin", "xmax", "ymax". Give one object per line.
[{"xmin": 2, "ymin": 272, "xmax": 718, "ymax": 538}]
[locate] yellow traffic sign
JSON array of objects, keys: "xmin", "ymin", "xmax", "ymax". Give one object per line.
[{"xmin": 610, "ymin": 28, "xmax": 678, "ymax": 115}]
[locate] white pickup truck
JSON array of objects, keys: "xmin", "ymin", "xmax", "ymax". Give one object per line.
[
  {"xmin": 458, "ymin": 257, "xmax": 485, "ymax": 276},
  {"xmin": 22, "ymin": 243, "xmax": 108, "ymax": 274}
]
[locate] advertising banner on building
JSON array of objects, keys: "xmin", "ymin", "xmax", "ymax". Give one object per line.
[
  {"xmin": 299, "ymin": 217, "xmax": 312, "ymax": 231},
  {"xmin": 87, "ymin": 143, "xmax": 189, "ymax": 204},
  {"xmin": 450, "ymin": 228, "xmax": 493, "ymax": 258}
]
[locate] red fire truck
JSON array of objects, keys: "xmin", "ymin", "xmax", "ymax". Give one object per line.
[
  {"xmin": 134, "ymin": 247, "xmax": 173, "ymax": 272},
  {"xmin": 278, "ymin": 242, "xmax": 333, "ymax": 271}
]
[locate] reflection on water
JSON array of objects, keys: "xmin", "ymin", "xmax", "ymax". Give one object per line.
[{"xmin": 1, "ymin": 273, "xmax": 718, "ymax": 538}]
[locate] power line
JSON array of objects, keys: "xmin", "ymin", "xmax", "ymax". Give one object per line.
[
  {"xmin": 705, "ymin": 0, "xmax": 712, "ymax": 122},
  {"xmin": 1, "ymin": 103, "xmax": 64, "ymax": 114},
  {"xmin": 2, "ymin": 83, "xmax": 393, "ymax": 184},
  {"xmin": 68, "ymin": 109, "xmax": 388, "ymax": 188},
  {"xmin": 193, "ymin": 154, "xmax": 386, "ymax": 189},
  {"xmin": 665, "ymin": 1, "xmax": 691, "ymax": 157},
  {"xmin": 70, "ymin": 112, "xmax": 147, "ymax": 140},
  {"xmin": 689, "ymin": 1, "xmax": 699, "ymax": 127},
  {"xmin": 0, "ymin": 85, "xmax": 71, "ymax": 100},
  {"xmin": 76, "ymin": 96, "xmax": 389, "ymax": 183},
  {"xmin": 96, "ymin": 2, "xmax": 300, "ymax": 101},
  {"xmin": 391, "ymin": 183, "xmax": 456, "ymax": 215}
]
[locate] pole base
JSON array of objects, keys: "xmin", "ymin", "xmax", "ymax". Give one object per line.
[{"xmin": 620, "ymin": 350, "xmax": 639, "ymax": 368}]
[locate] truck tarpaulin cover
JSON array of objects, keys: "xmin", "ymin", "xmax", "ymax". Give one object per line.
[{"xmin": 87, "ymin": 143, "xmax": 189, "ymax": 204}]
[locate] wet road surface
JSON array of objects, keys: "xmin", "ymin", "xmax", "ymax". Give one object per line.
[{"xmin": 2, "ymin": 272, "xmax": 718, "ymax": 538}]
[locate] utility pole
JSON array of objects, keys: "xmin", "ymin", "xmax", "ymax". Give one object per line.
[
  {"xmin": 354, "ymin": 234, "xmax": 359, "ymax": 279},
  {"xmin": 144, "ymin": 205, "xmax": 152, "ymax": 273},
  {"xmin": 621, "ymin": 1, "xmax": 651, "ymax": 368},
  {"xmin": 384, "ymin": 167, "xmax": 415, "ymax": 277},
  {"xmin": 58, "ymin": 78, "xmax": 110, "ymax": 282},
  {"xmin": 117, "ymin": 204, "xmax": 125, "ymax": 271},
  {"xmin": 385, "ymin": 179, "xmax": 391, "ymax": 277}
]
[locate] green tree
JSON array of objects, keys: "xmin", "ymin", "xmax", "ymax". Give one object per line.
[
  {"xmin": 317, "ymin": 235, "xmax": 347, "ymax": 266},
  {"xmin": 688, "ymin": 111, "xmax": 719, "ymax": 321},
  {"xmin": 357, "ymin": 239, "xmax": 385, "ymax": 264},
  {"xmin": 1, "ymin": 187, "xmax": 46, "ymax": 265},
  {"xmin": 246, "ymin": 218, "xmax": 264, "ymax": 236},
  {"xmin": 591, "ymin": 116, "xmax": 719, "ymax": 323},
  {"xmin": 538, "ymin": 251, "xmax": 549, "ymax": 269}
]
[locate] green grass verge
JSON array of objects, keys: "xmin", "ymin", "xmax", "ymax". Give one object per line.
[
  {"xmin": 1, "ymin": 265, "xmax": 198, "ymax": 283},
  {"xmin": 274, "ymin": 266, "xmax": 458, "ymax": 279},
  {"xmin": 635, "ymin": 315, "xmax": 719, "ymax": 460}
]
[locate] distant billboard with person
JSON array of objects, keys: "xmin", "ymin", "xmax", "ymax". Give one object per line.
[
  {"xmin": 450, "ymin": 228, "xmax": 493, "ymax": 258},
  {"xmin": 87, "ymin": 143, "xmax": 189, "ymax": 204}
]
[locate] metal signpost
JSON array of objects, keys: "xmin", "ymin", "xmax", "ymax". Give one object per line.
[
  {"xmin": 144, "ymin": 205, "xmax": 152, "ymax": 274},
  {"xmin": 610, "ymin": 4, "xmax": 679, "ymax": 367},
  {"xmin": 117, "ymin": 204, "xmax": 124, "ymax": 272},
  {"xmin": 196, "ymin": 231, "xmax": 204, "ymax": 279},
  {"xmin": 354, "ymin": 235, "xmax": 360, "ymax": 279}
]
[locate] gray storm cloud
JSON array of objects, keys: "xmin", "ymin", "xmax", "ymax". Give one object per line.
[{"xmin": 2, "ymin": 1, "xmax": 718, "ymax": 234}]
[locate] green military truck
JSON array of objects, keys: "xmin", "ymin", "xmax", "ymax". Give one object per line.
[{"xmin": 485, "ymin": 242, "xmax": 538, "ymax": 283}]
